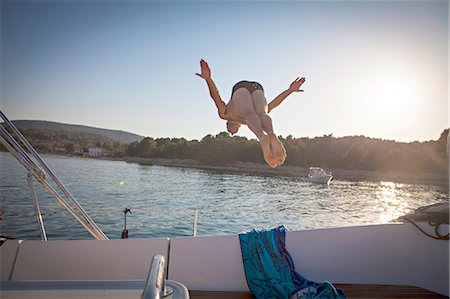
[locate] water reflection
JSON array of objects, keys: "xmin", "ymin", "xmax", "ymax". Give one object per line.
[{"xmin": 376, "ymin": 181, "xmax": 411, "ymax": 223}]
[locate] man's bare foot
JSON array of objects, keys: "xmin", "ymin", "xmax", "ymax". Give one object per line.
[
  {"xmin": 269, "ymin": 133, "xmax": 286, "ymax": 167},
  {"xmin": 260, "ymin": 135, "xmax": 277, "ymax": 168}
]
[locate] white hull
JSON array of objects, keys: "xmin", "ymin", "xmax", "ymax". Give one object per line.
[
  {"xmin": 308, "ymin": 167, "xmax": 333, "ymax": 185},
  {"xmin": 1, "ymin": 222, "xmax": 448, "ymax": 297},
  {"xmin": 309, "ymin": 175, "xmax": 333, "ymax": 184}
]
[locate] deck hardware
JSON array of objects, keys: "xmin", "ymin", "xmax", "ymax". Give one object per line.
[
  {"xmin": 121, "ymin": 207, "xmax": 132, "ymax": 239},
  {"xmin": 142, "ymin": 255, "xmax": 173, "ymax": 299}
]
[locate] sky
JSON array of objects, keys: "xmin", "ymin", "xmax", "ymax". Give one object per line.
[{"xmin": 1, "ymin": 0, "xmax": 448, "ymax": 142}]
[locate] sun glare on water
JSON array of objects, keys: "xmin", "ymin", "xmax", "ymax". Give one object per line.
[{"xmin": 376, "ymin": 181, "xmax": 411, "ymax": 223}]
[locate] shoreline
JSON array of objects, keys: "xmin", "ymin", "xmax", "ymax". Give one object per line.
[
  {"xmin": 124, "ymin": 157, "xmax": 449, "ymax": 187},
  {"xmin": 2, "ymin": 150, "xmax": 446, "ymax": 187}
]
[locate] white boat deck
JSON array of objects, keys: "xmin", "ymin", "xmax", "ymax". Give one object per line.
[{"xmin": 1, "ymin": 223, "xmax": 448, "ymax": 298}]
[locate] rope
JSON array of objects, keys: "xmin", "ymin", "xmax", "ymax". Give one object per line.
[
  {"xmin": 35, "ymin": 205, "xmax": 243, "ymax": 214},
  {"xmin": 403, "ymin": 216, "xmax": 449, "ymax": 241}
]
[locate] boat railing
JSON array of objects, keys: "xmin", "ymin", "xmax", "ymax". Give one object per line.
[{"xmin": 0, "ymin": 110, "xmax": 108, "ymax": 240}]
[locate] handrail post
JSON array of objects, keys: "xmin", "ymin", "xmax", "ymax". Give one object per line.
[{"xmin": 193, "ymin": 207, "xmax": 198, "ymax": 237}]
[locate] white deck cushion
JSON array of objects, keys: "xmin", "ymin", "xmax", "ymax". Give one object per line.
[
  {"xmin": 11, "ymin": 238, "xmax": 169, "ymax": 281},
  {"xmin": 0, "ymin": 240, "xmax": 22, "ymax": 281},
  {"xmin": 168, "ymin": 235, "xmax": 249, "ymax": 291}
]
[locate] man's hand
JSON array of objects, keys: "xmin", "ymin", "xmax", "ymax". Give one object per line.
[
  {"xmin": 268, "ymin": 77, "xmax": 305, "ymax": 113},
  {"xmin": 288, "ymin": 77, "xmax": 305, "ymax": 92},
  {"xmin": 195, "ymin": 59, "xmax": 212, "ymax": 80}
]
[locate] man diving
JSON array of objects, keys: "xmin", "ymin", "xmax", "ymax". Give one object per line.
[{"xmin": 196, "ymin": 59, "xmax": 305, "ymax": 168}]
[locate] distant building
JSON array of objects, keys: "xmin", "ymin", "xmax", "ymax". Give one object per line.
[
  {"xmin": 54, "ymin": 146, "xmax": 66, "ymax": 153},
  {"xmin": 88, "ymin": 147, "xmax": 105, "ymax": 157}
]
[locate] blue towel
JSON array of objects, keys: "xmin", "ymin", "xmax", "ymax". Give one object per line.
[{"xmin": 239, "ymin": 226, "xmax": 346, "ymax": 299}]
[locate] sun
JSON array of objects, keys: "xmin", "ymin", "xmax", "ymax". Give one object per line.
[
  {"xmin": 379, "ymin": 74, "xmax": 413, "ymax": 110},
  {"xmin": 368, "ymin": 66, "xmax": 420, "ymax": 118}
]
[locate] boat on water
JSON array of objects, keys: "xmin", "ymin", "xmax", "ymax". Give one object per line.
[
  {"xmin": 1, "ymin": 111, "xmax": 449, "ymax": 298},
  {"xmin": 308, "ymin": 167, "xmax": 333, "ymax": 185}
]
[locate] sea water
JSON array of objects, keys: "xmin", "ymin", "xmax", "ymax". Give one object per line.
[{"xmin": 0, "ymin": 152, "xmax": 448, "ymax": 240}]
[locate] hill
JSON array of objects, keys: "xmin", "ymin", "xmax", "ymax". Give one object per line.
[{"xmin": 8, "ymin": 120, "xmax": 144, "ymax": 144}]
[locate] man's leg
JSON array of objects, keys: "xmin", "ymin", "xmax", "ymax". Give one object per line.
[
  {"xmin": 228, "ymin": 88, "xmax": 276, "ymax": 167},
  {"xmin": 260, "ymin": 115, "xmax": 286, "ymax": 167},
  {"xmin": 251, "ymin": 91, "xmax": 286, "ymax": 167},
  {"xmin": 259, "ymin": 114, "xmax": 286, "ymax": 167},
  {"xmin": 245, "ymin": 114, "xmax": 277, "ymax": 168}
]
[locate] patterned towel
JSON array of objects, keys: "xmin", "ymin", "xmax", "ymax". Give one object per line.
[{"xmin": 239, "ymin": 226, "xmax": 346, "ymax": 299}]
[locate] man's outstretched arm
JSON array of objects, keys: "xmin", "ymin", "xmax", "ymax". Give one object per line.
[
  {"xmin": 196, "ymin": 59, "xmax": 227, "ymax": 119},
  {"xmin": 268, "ymin": 77, "xmax": 305, "ymax": 113}
]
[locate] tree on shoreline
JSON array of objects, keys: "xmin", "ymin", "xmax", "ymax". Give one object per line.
[{"xmin": 126, "ymin": 130, "xmax": 448, "ymax": 174}]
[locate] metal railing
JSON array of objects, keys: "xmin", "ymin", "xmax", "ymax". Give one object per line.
[
  {"xmin": 0, "ymin": 110, "xmax": 108, "ymax": 240},
  {"xmin": 142, "ymin": 255, "xmax": 173, "ymax": 299}
]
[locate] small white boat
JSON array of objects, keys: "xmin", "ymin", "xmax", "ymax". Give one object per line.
[{"xmin": 308, "ymin": 167, "xmax": 333, "ymax": 184}]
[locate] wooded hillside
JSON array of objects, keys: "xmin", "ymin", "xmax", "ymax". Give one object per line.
[
  {"xmin": 9, "ymin": 120, "xmax": 144, "ymax": 143},
  {"xmin": 126, "ymin": 130, "xmax": 449, "ymax": 174},
  {"xmin": 1, "ymin": 119, "xmax": 447, "ymax": 174}
]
